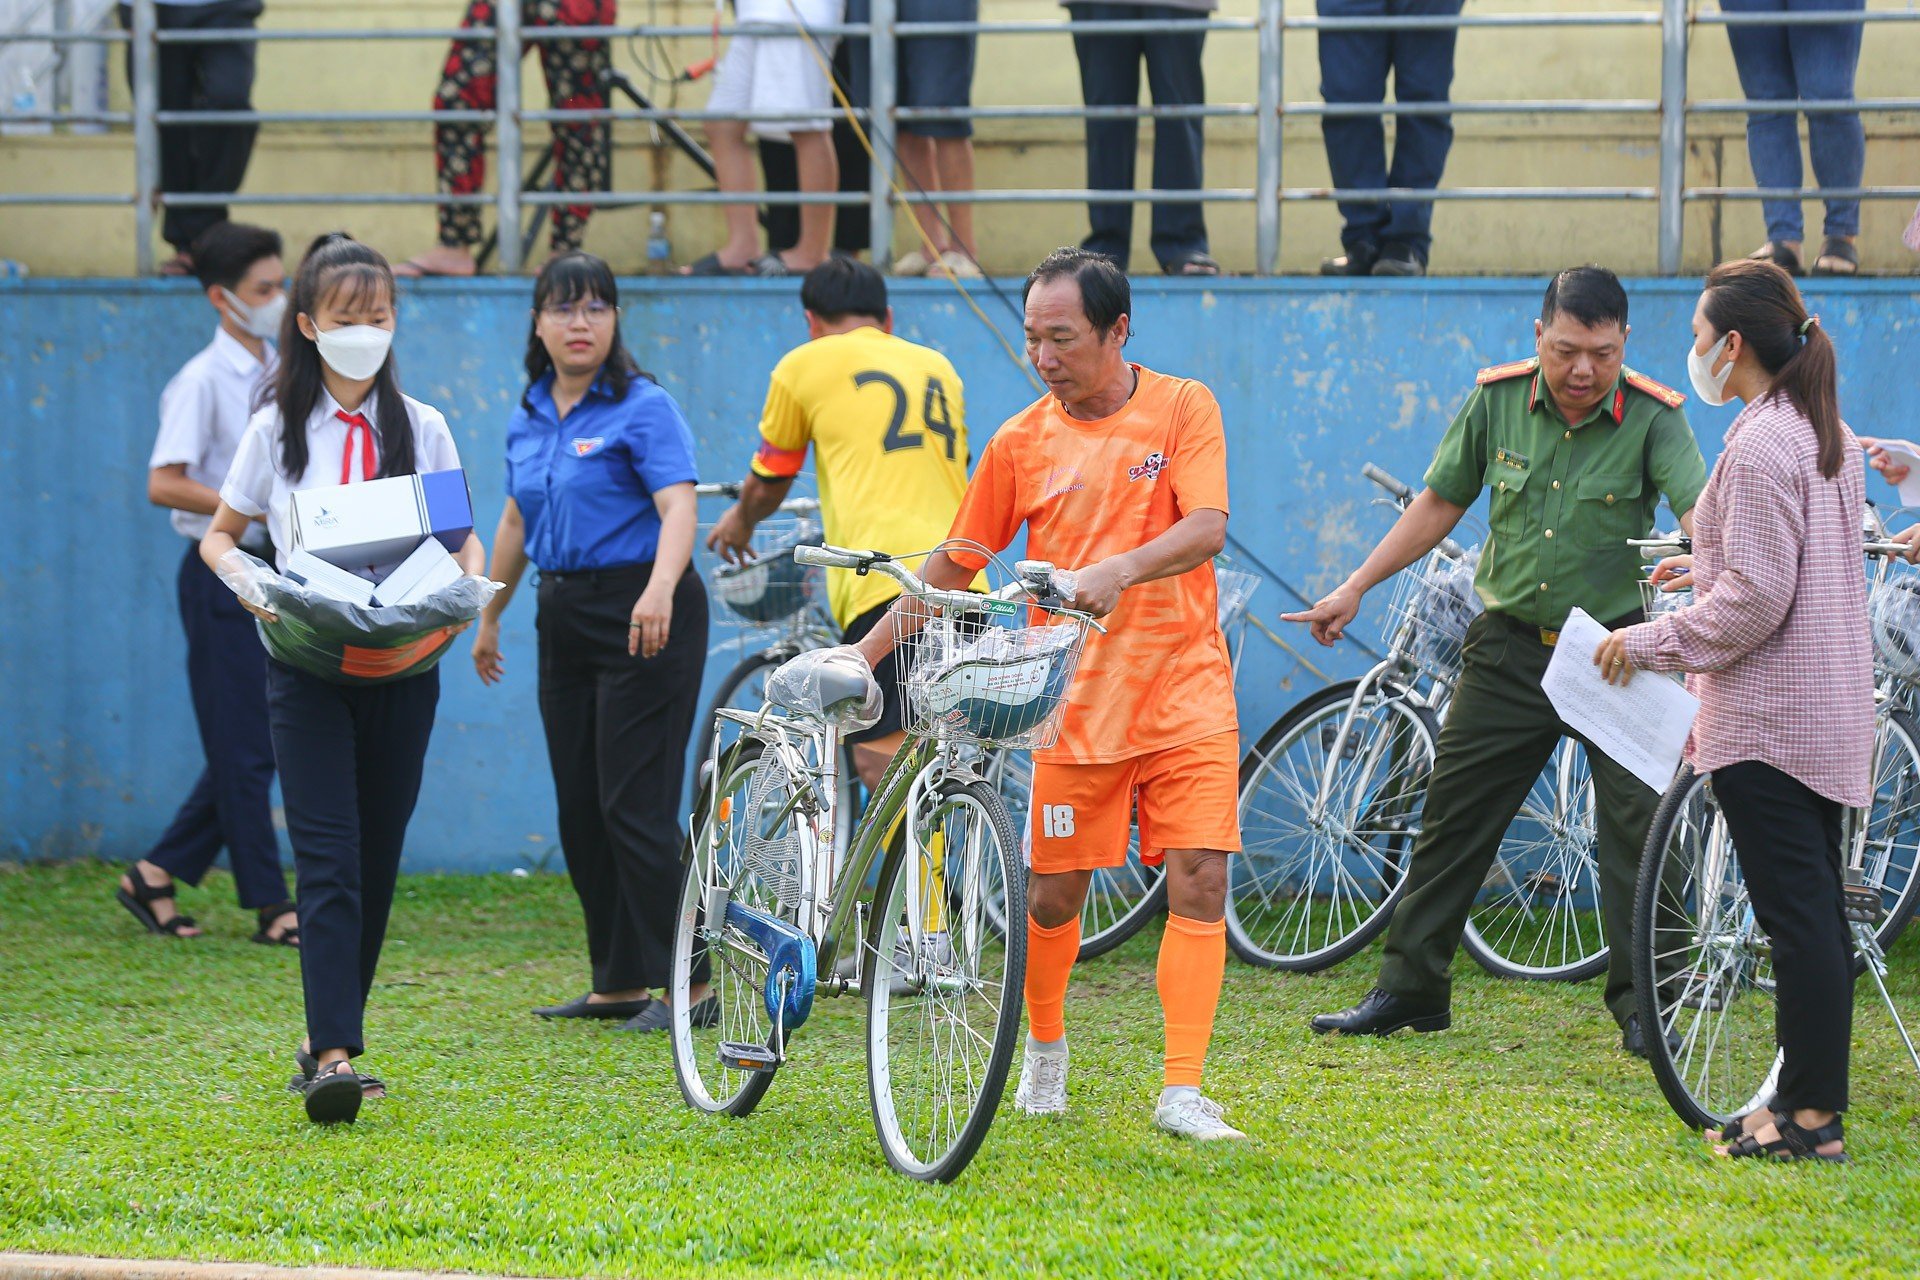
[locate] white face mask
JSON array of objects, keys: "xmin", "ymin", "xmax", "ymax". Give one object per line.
[
  {"xmin": 1687, "ymin": 332, "xmax": 1733, "ymax": 406},
  {"xmin": 312, "ymin": 323, "xmax": 394, "ymax": 381},
  {"xmin": 221, "ymin": 287, "xmax": 286, "ymax": 342}
]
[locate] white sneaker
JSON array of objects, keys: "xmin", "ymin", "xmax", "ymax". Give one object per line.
[
  {"xmin": 890, "ymin": 249, "xmax": 935, "ymax": 277},
  {"xmin": 1154, "ymin": 1088, "xmax": 1247, "ymax": 1141},
  {"xmin": 934, "ymin": 249, "xmax": 983, "ymax": 279},
  {"xmin": 1012, "ymin": 1038, "xmax": 1069, "ymax": 1115}
]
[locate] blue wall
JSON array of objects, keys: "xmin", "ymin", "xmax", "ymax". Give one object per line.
[{"xmin": 5, "ymin": 276, "xmax": 1917, "ymax": 869}]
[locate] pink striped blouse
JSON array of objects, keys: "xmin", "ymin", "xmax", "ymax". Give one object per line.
[{"xmin": 1620, "ymin": 394, "xmax": 1874, "ymax": 807}]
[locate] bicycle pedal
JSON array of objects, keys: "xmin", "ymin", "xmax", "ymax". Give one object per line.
[
  {"xmin": 718, "ymin": 1041, "xmax": 781, "ymax": 1073},
  {"xmin": 1843, "ymin": 885, "xmax": 1886, "ymax": 926}
]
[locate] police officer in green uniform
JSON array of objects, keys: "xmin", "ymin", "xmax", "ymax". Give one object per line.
[{"xmin": 1286, "ymin": 266, "xmax": 1707, "ymax": 1056}]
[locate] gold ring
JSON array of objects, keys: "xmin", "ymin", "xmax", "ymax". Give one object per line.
[{"xmin": 1612, "ymin": 657, "xmax": 1624, "ymax": 666}]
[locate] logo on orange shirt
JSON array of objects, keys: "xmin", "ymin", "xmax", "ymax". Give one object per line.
[
  {"xmin": 1127, "ymin": 451, "xmax": 1168, "ymax": 483},
  {"xmin": 1043, "ymin": 466, "xmax": 1086, "ymax": 498}
]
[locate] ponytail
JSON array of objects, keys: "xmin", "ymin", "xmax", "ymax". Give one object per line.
[{"xmin": 1701, "ymin": 258, "xmax": 1844, "ymax": 480}]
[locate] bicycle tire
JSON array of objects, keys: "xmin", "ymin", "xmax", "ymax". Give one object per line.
[
  {"xmin": 669, "ymin": 739, "xmax": 792, "ymax": 1120},
  {"xmin": 1461, "ymin": 741, "xmax": 1610, "ymax": 983},
  {"xmin": 983, "ymin": 748, "xmax": 1167, "ymax": 960},
  {"xmin": 1632, "ymin": 765, "xmax": 1782, "ymax": 1131},
  {"xmin": 865, "ymin": 777, "xmax": 1026, "ymax": 1182},
  {"xmin": 1227, "ymin": 679, "xmax": 1438, "ymax": 972},
  {"xmin": 1867, "ymin": 705, "xmax": 1920, "ymax": 951}
]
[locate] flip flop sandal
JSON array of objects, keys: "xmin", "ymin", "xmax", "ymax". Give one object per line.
[
  {"xmin": 292, "ymin": 1048, "xmax": 386, "ymax": 1099},
  {"xmin": 1163, "ymin": 252, "xmax": 1221, "ymax": 277},
  {"xmin": 1722, "ymin": 1114, "xmax": 1847, "ymax": 1163},
  {"xmin": 682, "ymin": 251, "xmax": 754, "ymax": 277},
  {"xmin": 1813, "ymin": 236, "xmax": 1859, "ymax": 277},
  {"xmin": 251, "ymin": 901, "xmax": 300, "ymax": 947},
  {"xmin": 115, "ymin": 868, "xmax": 199, "ymax": 937},
  {"xmin": 1748, "ymin": 241, "xmax": 1804, "ymax": 276},
  {"xmin": 300, "ymin": 1062, "xmax": 363, "ymax": 1125},
  {"xmin": 746, "ymin": 253, "xmax": 791, "ymax": 277}
]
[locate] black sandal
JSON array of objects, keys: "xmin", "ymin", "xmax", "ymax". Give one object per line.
[
  {"xmin": 251, "ymin": 901, "xmax": 300, "ymax": 947},
  {"xmin": 1722, "ymin": 1114, "xmax": 1847, "ymax": 1163},
  {"xmin": 1707, "ymin": 1106, "xmax": 1781, "ymax": 1144},
  {"xmin": 291, "ymin": 1047, "xmax": 386, "ymax": 1099},
  {"xmin": 1749, "ymin": 241, "xmax": 1805, "ymax": 276},
  {"xmin": 115, "ymin": 867, "xmax": 199, "ymax": 937},
  {"xmin": 1163, "ymin": 252, "xmax": 1222, "ymax": 277},
  {"xmin": 1813, "ymin": 236, "xmax": 1859, "ymax": 277},
  {"xmin": 300, "ymin": 1061, "xmax": 363, "ymax": 1125}
]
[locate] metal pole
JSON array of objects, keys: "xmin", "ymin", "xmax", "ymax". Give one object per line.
[
  {"xmin": 52, "ymin": 0, "xmax": 73, "ymax": 119},
  {"xmin": 1254, "ymin": 0, "xmax": 1281, "ymax": 276},
  {"xmin": 1656, "ymin": 0, "xmax": 1686, "ymax": 275},
  {"xmin": 868, "ymin": 0, "xmax": 897, "ymax": 270},
  {"xmin": 131, "ymin": 0, "xmax": 158, "ymax": 275},
  {"xmin": 495, "ymin": 2, "xmax": 524, "ymax": 274}
]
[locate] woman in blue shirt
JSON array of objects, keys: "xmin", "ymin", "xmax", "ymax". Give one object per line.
[{"xmin": 473, "ymin": 252, "xmax": 711, "ymax": 1032}]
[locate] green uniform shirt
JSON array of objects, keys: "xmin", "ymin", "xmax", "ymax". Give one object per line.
[{"xmin": 1423, "ymin": 358, "xmax": 1707, "ymax": 631}]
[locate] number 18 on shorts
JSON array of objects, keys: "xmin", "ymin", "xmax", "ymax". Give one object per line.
[{"xmin": 1027, "ymin": 733, "xmax": 1244, "ymax": 875}]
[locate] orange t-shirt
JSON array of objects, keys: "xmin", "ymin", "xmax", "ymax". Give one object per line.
[{"xmin": 946, "ymin": 365, "xmax": 1236, "ymax": 765}]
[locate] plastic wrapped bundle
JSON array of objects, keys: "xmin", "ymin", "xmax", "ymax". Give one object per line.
[
  {"xmin": 1408, "ymin": 546, "xmax": 1483, "ymax": 680},
  {"xmin": 711, "ymin": 520, "xmax": 822, "ymax": 624},
  {"xmin": 1871, "ymin": 575, "xmax": 1920, "ymax": 682},
  {"xmin": 217, "ymin": 550, "xmax": 497, "ymax": 685},
  {"xmin": 1639, "ymin": 575, "xmax": 1693, "ymax": 620},
  {"xmin": 764, "ymin": 645, "xmax": 884, "ymax": 730},
  {"xmin": 908, "ymin": 620, "xmax": 1084, "ymax": 748}
]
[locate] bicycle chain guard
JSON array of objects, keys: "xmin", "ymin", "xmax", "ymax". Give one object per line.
[{"xmin": 724, "ymin": 900, "xmax": 817, "ymax": 1032}]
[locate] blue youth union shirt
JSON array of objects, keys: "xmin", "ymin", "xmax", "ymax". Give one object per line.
[{"xmin": 507, "ymin": 372, "xmax": 700, "ymax": 572}]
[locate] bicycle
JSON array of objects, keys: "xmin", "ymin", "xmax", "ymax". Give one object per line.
[
  {"xmin": 983, "ymin": 553, "xmax": 1263, "ymax": 959},
  {"xmin": 1632, "ymin": 536, "xmax": 1920, "ymax": 1129},
  {"xmin": 668, "ymin": 543, "xmax": 1096, "ymax": 1182}
]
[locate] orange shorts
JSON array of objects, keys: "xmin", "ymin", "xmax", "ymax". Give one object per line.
[{"xmin": 1027, "ymin": 731, "xmax": 1242, "ymax": 875}]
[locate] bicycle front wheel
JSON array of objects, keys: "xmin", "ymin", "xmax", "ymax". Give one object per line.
[
  {"xmin": 1632, "ymin": 766, "xmax": 1782, "ymax": 1131},
  {"xmin": 866, "ymin": 777, "xmax": 1025, "ymax": 1182},
  {"xmin": 1865, "ymin": 705, "xmax": 1920, "ymax": 951},
  {"xmin": 1462, "ymin": 740, "xmax": 1609, "ymax": 982},
  {"xmin": 1228, "ymin": 680, "xmax": 1439, "ymax": 972},
  {"xmin": 985, "ymin": 748, "xmax": 1166, "ymax": 959}
]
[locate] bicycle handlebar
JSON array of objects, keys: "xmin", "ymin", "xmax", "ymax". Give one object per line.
[
  {"xmin": 694, "ymin": 481, "xmax": 821, "ymax": 515},
  {"xmin": 1362, "ymin": 463, "xmax": 1416, "ymax": 504},
  {"xmin": 793, "ymin": 544, "xmax": 1101, "ymax": 627}
]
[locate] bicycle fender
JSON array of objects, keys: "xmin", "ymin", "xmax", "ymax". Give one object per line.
[{"xmin": 724, "ymin": 900, "xmax": 817, "ymax": 1031}]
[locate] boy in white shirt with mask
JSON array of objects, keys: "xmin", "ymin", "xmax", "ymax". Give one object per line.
[{"xmin": 114, "ymin": 221, "xmax": 297, "ymax": 948}]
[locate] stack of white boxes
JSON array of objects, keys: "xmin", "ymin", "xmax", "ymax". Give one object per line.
[{"xmin": 285, "ymin": 469, "xmax": 474, "ymax": 608}]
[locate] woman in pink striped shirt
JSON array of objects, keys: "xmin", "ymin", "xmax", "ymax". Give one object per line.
[{"xmin": 1595, "ymin": 258, "xmax": 1867, "ymax": 1163}]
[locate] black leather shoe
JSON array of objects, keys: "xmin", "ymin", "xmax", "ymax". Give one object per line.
[
  {"xmin": 1311, "ymin": 987, "xmax": 1451, "ymax": 1036},
  {"xmin": 1320, "ymin": 244, "xmax": 1379, "ymax": 276},
  {"xmin": 1621, "ymin": 1012, "xmax": 1681, "ymax": 1059},
  {"xmin": 534, "ymin": 992, "xmax": 652, "ymax": 1020},
  {"xmin": 1371, "ymin": 243, "xmax": 1428, "ymax": 277}
]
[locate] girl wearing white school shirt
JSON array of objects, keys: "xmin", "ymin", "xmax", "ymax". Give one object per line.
[{"xmin": 202, "ymin": 233, "xmax": 486, "ymax": 1126}]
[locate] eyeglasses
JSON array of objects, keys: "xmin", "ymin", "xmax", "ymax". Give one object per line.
[{"xmin": 540, "ymin": 301, "xmax": 617, "ymax": 324}]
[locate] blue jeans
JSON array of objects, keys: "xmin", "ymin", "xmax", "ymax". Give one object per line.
[
  {"xmin": 1316, "ymin": 0, "xmax": 1463, "ymax": 259},
  {"xmin": 1723, "ymin": 0, "xmax": 1866, "ymax": 242}
]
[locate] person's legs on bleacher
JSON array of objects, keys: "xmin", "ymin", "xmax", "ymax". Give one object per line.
[
  {"xmin": 1722, "ymin": 0, "xmax": 1808, "ymax": 267},
  {"xmin": 536, "ymin": 0, "xmax": 617, "ymax": 256},
  {"xmin": 1316, "ymin": 0, "xmax": 1394, "ymax": 275},
  {"xmin": 1376, "ymin": 0, "xmax": 1462, "ymax": 275},
  {"xmin": 1788, "ymin": 0, "xmax": 1866, "ymax": 273}
]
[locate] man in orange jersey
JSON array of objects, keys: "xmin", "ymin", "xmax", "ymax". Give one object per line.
[{"xmin": 852, "ymin": 247, "xmax": 1245, "ymax": 1140}]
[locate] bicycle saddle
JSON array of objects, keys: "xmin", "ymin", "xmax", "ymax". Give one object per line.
[{"xmin": 765, "ymin": 646, "xmax": 884, "ymax": 731}]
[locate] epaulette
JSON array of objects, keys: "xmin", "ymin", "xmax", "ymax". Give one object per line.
[
  {"xmin": 1623, "ymin": 367, "xmax": 1687, "ymax": 409},
  {"xmin": 1476, "ymin": 356, "xmax": 1539, "ymax": 385}
]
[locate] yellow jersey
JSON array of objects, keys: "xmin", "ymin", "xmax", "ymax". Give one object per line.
[{"xmin": 751, "ymin": 325, "xmax": 971, "ymax": 628}]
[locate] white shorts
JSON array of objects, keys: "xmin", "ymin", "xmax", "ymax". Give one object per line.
[{"xmin": 708, "ymin": 0, "xmax": 844, "ymax": 140}]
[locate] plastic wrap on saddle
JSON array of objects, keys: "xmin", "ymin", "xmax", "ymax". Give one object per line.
[
  {"xmin": 765, "ymin": 645, "xmax": 884, "ymax": 730},
  {"xmin": 220, "ymin": 551, "xmax": 498, "ymax": 686}
]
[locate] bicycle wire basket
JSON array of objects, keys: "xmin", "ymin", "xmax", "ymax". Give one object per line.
[
  {"xmin": 1639, "ymin": 575, "xmax": 1693, "ymax": 620},
  {"xmin": 897, "ymin": 599, "xmax": 1091, "ymax": 750},
  {"xmin": 707, "ymin": 516, "xmax": 823, "ymax": 626},
  {"xmin": 1382, "ymin": 545, "xmax": 1483, "ymax": 684},
  {"xmin": 1871, "ymin": 572, "xmax": 1920, "ymax": 682},
  {"xmin": 1214, "ymin": 557, "xmax": 1262, "ymax": 632}
]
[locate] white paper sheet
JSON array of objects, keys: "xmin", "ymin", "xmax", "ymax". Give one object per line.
[
  {"xmin": 1542, "ymin": 608, "xmax": 1700, "ymax": 793},
  {"xmin": 1868, "ymin": 437, "xmax": 1920, "ymax": 507}
]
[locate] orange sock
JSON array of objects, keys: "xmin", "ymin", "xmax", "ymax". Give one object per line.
[
  {"xmin": 1158, "ymin": 913, "xmax": 1226, "ymax": 1088},
  {"xmin": 1024, "ymin": 915, "xmax": 1080, "ymax": 1043}
]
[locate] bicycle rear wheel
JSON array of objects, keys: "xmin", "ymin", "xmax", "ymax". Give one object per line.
[
  {"xmin": 1632, "ymin": 766, "xmax": 1782, "ymax": 1131},
  {"xmin": 866, "ymin": 777, "xmax": 1025, "ymax": 1182},
  {"xmin": 1865, "ymin": 706, "xmax": 1920, "ymax": 951},
  {"xmin": 670, "ymin": 740, "xmax": 804, "ymax": 1118},
  {"xmin": 1462, "ymin": 740, "xmax": 1609, "ymax": 982},
  {"xmin": 984, "ymin": 749, "xmax": 1166, "ymax": 959},
  {"xmin": 1228, "ymin": 679, "xmax": 1438, "ymax": 971}
]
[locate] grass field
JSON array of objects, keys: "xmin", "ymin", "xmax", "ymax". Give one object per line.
[{"xmin": 4, "ymin": 860, "xmax": 1919, "ymax": 1279}]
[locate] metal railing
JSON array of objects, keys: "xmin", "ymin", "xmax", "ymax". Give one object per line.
[{"xmin": 1, "ymin": 0, "xmax": 1915, "ymax": 275}]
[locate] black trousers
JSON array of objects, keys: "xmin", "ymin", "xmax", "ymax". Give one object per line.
[
  {"xmin": 268, "ymin": 661, "xmax": 440, "ymax": 1058},
  {"xmin": 1713, "ymin": 760, "xmax": 1853, "ymax": 1113},
  {"xmin": 1066, "ymin": 2, "xmax": 1210, "ymax": 271},
  {"xmin": 118, "ymin": 0, "xmax": 264, "ymax": 253},
  {"xmin": 537, "ymin": 564, "xmax": 708, "ymax": 994},
  {"xmin": 146, "ymin": 546, "xmax": 286, "ymax": 909}
]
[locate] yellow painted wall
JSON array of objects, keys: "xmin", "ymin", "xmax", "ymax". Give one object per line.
[{"xmin": 2, "ymin": 0, "xmax": 1915, "ymax": 276}]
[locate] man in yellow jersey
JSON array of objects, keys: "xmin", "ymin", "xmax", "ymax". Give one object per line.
[{"xmin": 708, "ymin": 258, "xmax": 970, "ymax": 789}]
